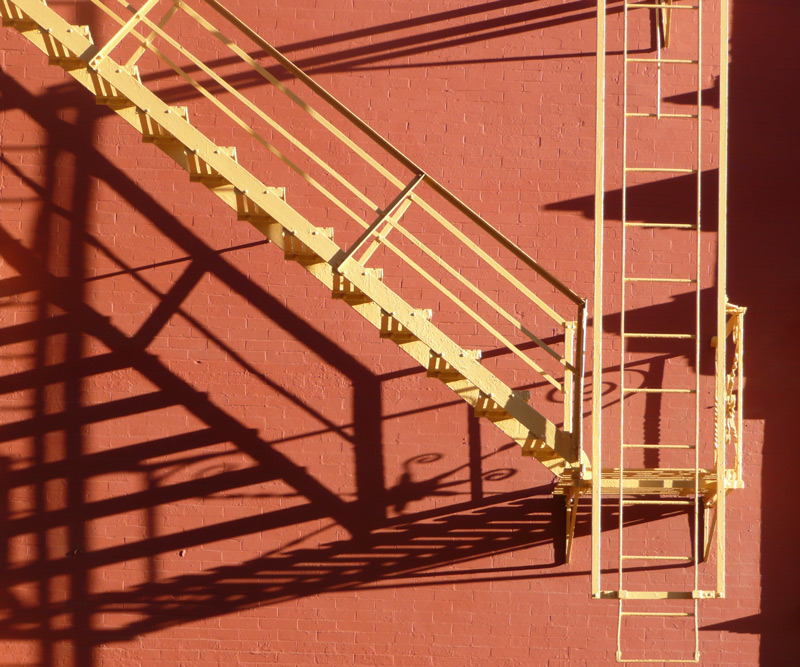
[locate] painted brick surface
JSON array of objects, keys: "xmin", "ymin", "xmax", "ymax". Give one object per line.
[{"xmin": 0, "ymin": 1, "xmax": 796, "ymax": 665}]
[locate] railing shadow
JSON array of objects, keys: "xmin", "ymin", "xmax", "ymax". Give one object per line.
[
  {"xmin": 0, "ymin": 53, "xmax": 692, "ymax": 665},
  {"xmin": 0, "ymin": 64, "xmax": 562, "ymax": 664}
]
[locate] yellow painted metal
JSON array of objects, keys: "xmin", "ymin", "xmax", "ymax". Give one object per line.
[
  {"xmin": 604, "ymin": 589, "xmax": 716, "ymax": 601},
  {"xmin": 715, "ymin": 0, "xmax": 732, "ymax": 600},
  {"xmin": 92, "ymin": 0, "xmax": 579, "ymax": 395},
  {"xmin": 336, "ymin": 174, "xmax": 425, "ymax": 271},
  {"xmin": 592, "ymin": 0, "xmax": 607, "ymax": 600}
]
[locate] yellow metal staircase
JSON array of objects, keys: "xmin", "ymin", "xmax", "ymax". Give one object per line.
[{"xmin": 0, "ymin": 0, "xmax": 588, "ymax": 478}]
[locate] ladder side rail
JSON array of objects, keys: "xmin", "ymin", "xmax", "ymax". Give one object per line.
[
  {"xmin": 691, "ymin": 2, "xmax": 703, "ymax": 660},
  {"xmin": 616, "ymin": 0, "xmax": 631, "ymax": 657},
  {"xmin": 592, "ymin": 0, "xmax": 608, "ymax": 598},
  {"xmin": 615, "ymin": 1, "xmax": 707, "ymax": 661},
  {"xmin": 715, "ymin": 0, "xmax": 732, "ymax": 598}
]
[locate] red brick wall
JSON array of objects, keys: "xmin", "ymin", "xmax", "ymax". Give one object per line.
[{"xmin": 0, "ymin": 1, "xmax": 795, "ymax": 665}]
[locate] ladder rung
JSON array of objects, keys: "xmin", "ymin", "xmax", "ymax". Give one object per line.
[
  {"xmin": 623, "ymin": 332, "xmax": 695, "ymax": 339},
  {"xmin": 620, "ymin": 611, "xmax": 695, "ymax": 617},
  {"xmin": 626, "ymin": 57, "xmax": 699, "ymax": 65},
  {"xmin": 625, "ymin": 112, "xmax": 698, "ymax": 119},
  {"xmin": 621, "ymin": 499, "xmax": 695, "ymax": 506},
  {"xmin": 625, "ymin": 167, "xmax": 697, "ymax": 174},
  {"xmin": 617, "ymin": 656, "xmax": 699, "ymax": 664},
  {"xmin": 624, "ymin": 277, "xmax": 697, "ymax": 284},
  {"xmin": 605, "ymin": 590, "xmax": 715, "ymax": 600},
  {"xmin": 625, "ymin": 2, "xmax": 699, "ymax": 9},
  {"xmin": 623, "ymin": 387, "xmax": 696, "ymax": 394},
  {"xmin": 622, "ymin": 443, "xmax": 695, "ymax": 450},
  {"xmin": 624, "ymin": 222, "xmax": 697, "ymax": 230},
  {"xmin": 621, "ymin": 555, "xmax": 693, "ymax": 562}
]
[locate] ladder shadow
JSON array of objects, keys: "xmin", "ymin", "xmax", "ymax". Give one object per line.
[{"xmin": 545, "ymin": 169, "xmax": 720, "ymax": 232}]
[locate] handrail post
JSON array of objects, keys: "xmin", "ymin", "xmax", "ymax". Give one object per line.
[
  {"xmin": 592, "ymin": 0, "xmax": 607, "ymax": 600},
  {"xmin": 564, "ymin": 321, "xmax": 576, "ymax": 435},
  {"xmin": 572, "ymin": 303, "xmax": 587, "ymax": 465}
]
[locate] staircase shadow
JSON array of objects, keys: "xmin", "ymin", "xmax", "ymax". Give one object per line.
[{"xmin": 0, "ymin": 66, "xmax": 580, "ymax": 663}]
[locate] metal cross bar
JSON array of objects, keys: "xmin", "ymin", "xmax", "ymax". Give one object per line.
[
  {"xmin": 335, "ymin": 174, "xmax": 425, "ymax": 272},
  {"xmin": 89, "ymin": 0, "xmax": 162, "ymax": 68}
]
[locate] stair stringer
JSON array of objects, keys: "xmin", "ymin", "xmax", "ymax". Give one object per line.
[{"xmin": 3, "ymin": 0, "xmax": 585, "ymax": 478}]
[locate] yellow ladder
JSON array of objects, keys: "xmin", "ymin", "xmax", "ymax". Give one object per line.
[
  {"xmin": 615, "ymin": 0, "xmax": 704, "ymax": 662},
  {"xmin": 0, "ymin": 0, "xmax": 588, "ymax": 477}
]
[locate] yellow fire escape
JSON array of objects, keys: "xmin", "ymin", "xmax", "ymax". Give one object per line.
[{"xmin": 0, "ymin": 0, "xmax": 745, "ymax": 662}]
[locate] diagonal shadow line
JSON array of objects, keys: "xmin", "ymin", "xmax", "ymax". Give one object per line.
[
  {"xmin": 283, "ymin": 0, "xmax": 611, "ymax": 75},
  {"xmin": 83, "ymin": 231, "xmax": 363, "ymax": 447},
  {"xmin": 7, "ymin": 2, "xmax": 644, "ymax": 115},
  {"xmin": 0, "ymin": 390, "xmax": 176, "ymax": 443},
  {"xmin": 0, "ymin": 275, "xmax": 38, "ymax": 299},
  {"xmin": 3, "ymin": 69, "xmax": 392, "ymax": 525},
  {"xmin": 0, "ymin": 314, "xmax": 73, "ymax": 347},
  {"xmin": 116, "ymin": 0, "xmax": 602, "ymax": 87},
  {"xmin": 4, "ymin": 500, "xmax": 326, "ymax": 586},
  {"xmin": 276, "ymin": 0, "xmax": 544, "ymax": 53},
  {"xmin": 3, "ymin": 486, "xmax": 564, "ymax": 640},
  {"xmin": 0, "ymin": 351, "xmax": 139, "ymax": 396},
  {"xmin": 0, "ymin": 152, "xmax": 266, "ymax": 285},
  {"xmin": 128, "ymin": 259, "xmax": 205, "ymax": 349},
  {"xmin": 0, "ymin": 224, "xmax": 362, "ymax": 535},
  {"xmin": 132, "ymin": 19, "xmax": 645, "ymax": 107},
  {"xmin": 7, "ymin": 487, "xmax": 688, "ymax": 642},
  {"xmin": 3, "ymin": 464, "xmax": 285, "ymax": 539},
  {"xmin": 5, "ymin": 427, "xmax": 223, "ymax": 488},
  {"xmin": 0, "ymin": 67, "xmax": 373, "ymax": 393}
]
